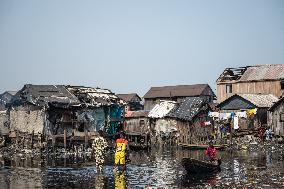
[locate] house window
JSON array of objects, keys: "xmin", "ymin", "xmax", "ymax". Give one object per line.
[
  {"xmin": 281, "ymin": 81, "xmax": 284, "ymax": 90},
  {"xmin": 226, "ymin": 84, "xmax": 232, "ymax": 93},
  {"xmin": 140, "ymin": 120, "xmax": 145, "ymax": 127},
  {"xmin": 280, "ymin": 113, "xmax": 284, "ymax": 122}
]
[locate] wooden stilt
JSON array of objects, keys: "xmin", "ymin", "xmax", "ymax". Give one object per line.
[
  {"xmin": 64, "ymin": 126, "xmax": 67, "ymax": 150},
  {"xmin": 31, "ymin": 130, "xmax": 34, "ymax": 149},
  {"xmin": 16, "ymin": 130, "xmax": 18, "ymax": 146},
  {"xmin": 52, "ymin": 135, "xmax": 55, "ymax": 154},
  {"xmin": 84, "ymin": 124, "xmax": 88, "ymax": 150}
]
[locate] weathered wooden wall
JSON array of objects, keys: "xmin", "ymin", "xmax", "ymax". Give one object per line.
[
  {"xmin": 0, "ymin": 111, "xmax": 9, "ymax": 135},
  {"xmin": 9, "ymin": 105, "xmax": 45, "ymax": 134},
  {"xmin": 268, "ymin": 101, "xmax": 284, "ymax": 137},
  {"xmin": 124, "ymin": 117, "xmax": 149, "ymax": 134},
  {"xmin": 217, "ymin": 80, "xmax": 283, "ymax": 103},
  {"xmin": 177, "ymin": 119, "xmax": 213, "ymax": 145}
]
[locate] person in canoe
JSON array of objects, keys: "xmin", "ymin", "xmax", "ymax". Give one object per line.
[{"xmin": 205, "ymin": 141, "xmax": 218, "ymax": 163}]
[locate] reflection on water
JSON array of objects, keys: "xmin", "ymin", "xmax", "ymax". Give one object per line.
[
  {"xmin": 0, "ymin": 146, "xmax": 283, "ymax": 188},
  {"xmin": 114, "ymin": 170, "xmax": 126, "ymax": 189}
]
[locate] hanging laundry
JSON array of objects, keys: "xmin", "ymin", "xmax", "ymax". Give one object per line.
[
  {"xmin": 233, "ymin": 116, "xmax": 239, "ymax": 129},
  {"xmin": 200, "ymin": 121, "xmax": 212, "ymax": 126},
  {"xmin": 208, "ymin": 112, "xmax": 219, "ymax": 118},
  {"xmin": 219, "ymin": 113, "xmax": 232, "ymax": 120},
  {"xmin": 247, "ymin": 108, "xmax": 257, "ymax": 117},
  {"xmin": 236, "ymin": 112, "xmax": 247, "ymax": 118},
  {"xmin": 204, "ymin": 121, "xmax": 211, "ymax": 126}
]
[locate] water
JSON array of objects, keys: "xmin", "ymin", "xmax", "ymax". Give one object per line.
[{"xmin": 0, "ymin": 146, "xmax": 283, "ymax": 188}]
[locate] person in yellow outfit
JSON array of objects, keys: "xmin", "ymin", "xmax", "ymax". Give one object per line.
[{"xmin": 114, "ymin": 132, "xmax": 129, "ymax": 171}]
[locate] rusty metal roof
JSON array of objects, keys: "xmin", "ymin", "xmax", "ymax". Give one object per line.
[
  {"xmin": 269, "ymin": 96, "xmax": 284, "ymax": 111},
  {"xmin": 218, "ymin": 64, "xmax": 284, "ymax": 83},
  {"xmin": 239, "ymin": 64, "xmax": 284, "ymax": 81},
  {"xmin": 238, "ymin": 94, "xmax": 279, "ymax": 108},
  {"xmin": 144, "ymin": 84, "xmax": 212, "ymax": 99},
  {"xmin": 125, "ymin": 110, "xmax": 149, "ymax": 118},
  {"xmin": 167, "ymin": 97, "xmax": 209, "ymax": 121},
  {"xmin": 12, "ymin": 84, "xmax": 80, "ymax": 108},
  {"xmin": 218, "ymin": 93, "xmax": 279, "ymax": 109},
  {"xmin": 117, "ymin": 93, "xmax": 141, "ymax": 102}
]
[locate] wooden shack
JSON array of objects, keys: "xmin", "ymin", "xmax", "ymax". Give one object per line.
[
  {"xmin": 167, "ymin": 97, "xmax": 213, "ymax": 146},
  {"xmin": 148, "ymin": 101, "xmax": 178, "ymax": 145},
  {"xmin": 216, "ymin": 64, "xmax": 284, "ymax": 103},
  {"xmin": 66, "ymin": 86, "xmax": 125, "ymax": 139},
  {"xmin": 8, "ymin": 84, "xmax": 125, "ymax": 150},
  {"xmin": 124, "ymin": 110, "xmax": 150, "ymax": 148},
  {"xmin": 268, "ymin": 97, "xmax": 284, "ymax": 137},
  {"xmin": 143, "ymin": 84, "xmax": 216, "ymax": 110},
  {"xmin": 8, "ymin": 85, "xmax": 81, "ymax": 149},
  {"xmin": 117, "ymin": 93, "xmax": 143, "ymax": 111},
  {"xmin": 0, "ymin": 91, "xmax": 17, "ymax": 111},
  {"xmin": 0, "ymin": 110, "xmax": 9, "ymax": 136}
]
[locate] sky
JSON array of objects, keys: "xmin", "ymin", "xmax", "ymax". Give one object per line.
[{"xmin": 0, "ymin": 0, "xmax": 283, "ymax": 96}]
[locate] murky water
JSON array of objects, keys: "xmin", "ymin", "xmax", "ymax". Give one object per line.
[{"xmin": 0, "ymin": 145, "xmax": 283, "ymax": 188}]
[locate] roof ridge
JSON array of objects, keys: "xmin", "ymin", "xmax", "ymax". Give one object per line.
[{"xmin": 150, "ymin": 84, "xmax": 208, "ymax": 88}]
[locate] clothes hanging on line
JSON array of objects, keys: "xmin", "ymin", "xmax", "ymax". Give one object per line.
[
  {"xmin": 233, "ymin": 116, "xmax": 239, "ymax": 129},
  {"xmin": 247, "ymin": 108, "xmax": 257, "ymax": 116},
  {"xmin": 236, "ymin": 111, "xmax": 247, "ymax": 118},
  {"xmin": 219, "ymin": 113, "xmax": 232, "ymax": 120},
  {"xmin": 200, "ymin": 121, "xmax": 212, "ymax": 126},
  {"xmin": 208, "ymin": 112, "xmax": 219, "ymax": 118}
]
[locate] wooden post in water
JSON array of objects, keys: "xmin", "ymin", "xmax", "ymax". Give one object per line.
[
  {"xmin": 16, "ymin": 130, "xmax": 18, "ymax": 146},
  {"xmin": 64, "ymin": 126, "xmax": 67, "ymax": 151},
  {"xmin": 52, "ymin": 135, "xmax": 56, "ymax": 154},
  {"xmin": 84, "ymin": 123, "xmax": 88, "ymax": 150},
  {"xmin": 31, "ymin": 130, "xmax": 34, "ymax": 149}
]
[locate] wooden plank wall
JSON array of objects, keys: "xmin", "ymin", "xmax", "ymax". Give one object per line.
[
  {"xmin": 268, "ymin": 101, "xmax": 284, "ymax": 137},
  {"xmin": 217, "ymin": 80, "xmax": 283, "ymax": 103}
]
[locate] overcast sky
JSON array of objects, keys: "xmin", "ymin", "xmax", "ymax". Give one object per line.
[{"xmin": 0, "ymin": 0, "xmax": 283, "ymax": 96}]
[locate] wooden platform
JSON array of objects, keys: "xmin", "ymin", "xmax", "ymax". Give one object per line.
[{"xmin": 178, "ymin": 143, "xmax": 227, "ymax": 149}]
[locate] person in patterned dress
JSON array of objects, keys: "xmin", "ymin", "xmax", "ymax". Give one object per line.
[{"xmin": 92, "ymin": 130, "xmax": 108, "ymax": 173}]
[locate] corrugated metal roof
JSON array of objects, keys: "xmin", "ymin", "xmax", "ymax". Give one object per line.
[
  {"xmin": 239, "ymin": 64, "xmax": 284, "ymax": 81},
  {"xmin": 67, "ymin": 86, "xmax": 125, "ymax": 107},
  {"xmin": 238, "ymin": 94, "xmax": 279, "ymax": 108},
  {"xmin": 148, "ymin": 101, "xmax": 177, "ymax": 118},
  {"xmin": 167, "ymin": 97, "xmax": 208, "ymax": 121},
  {"xmin": 12, "ymin": 84, "xmax": 80, "ymax": 107},
  {"xmin": 144, "ymin": 84, "xmax": 211, "ymax": 99},
  {"xmin": 269, "ymin": 96, "xmax": 284, "ymax": 111}
]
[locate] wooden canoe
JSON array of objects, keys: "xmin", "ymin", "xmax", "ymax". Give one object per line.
[
  {"xmin": 178, "ymin": 143, "xmax": 227, "ymax": 150},
  {"xmin": 182, "ymin": 158, "xmax": 221, "ymax": 174}
]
